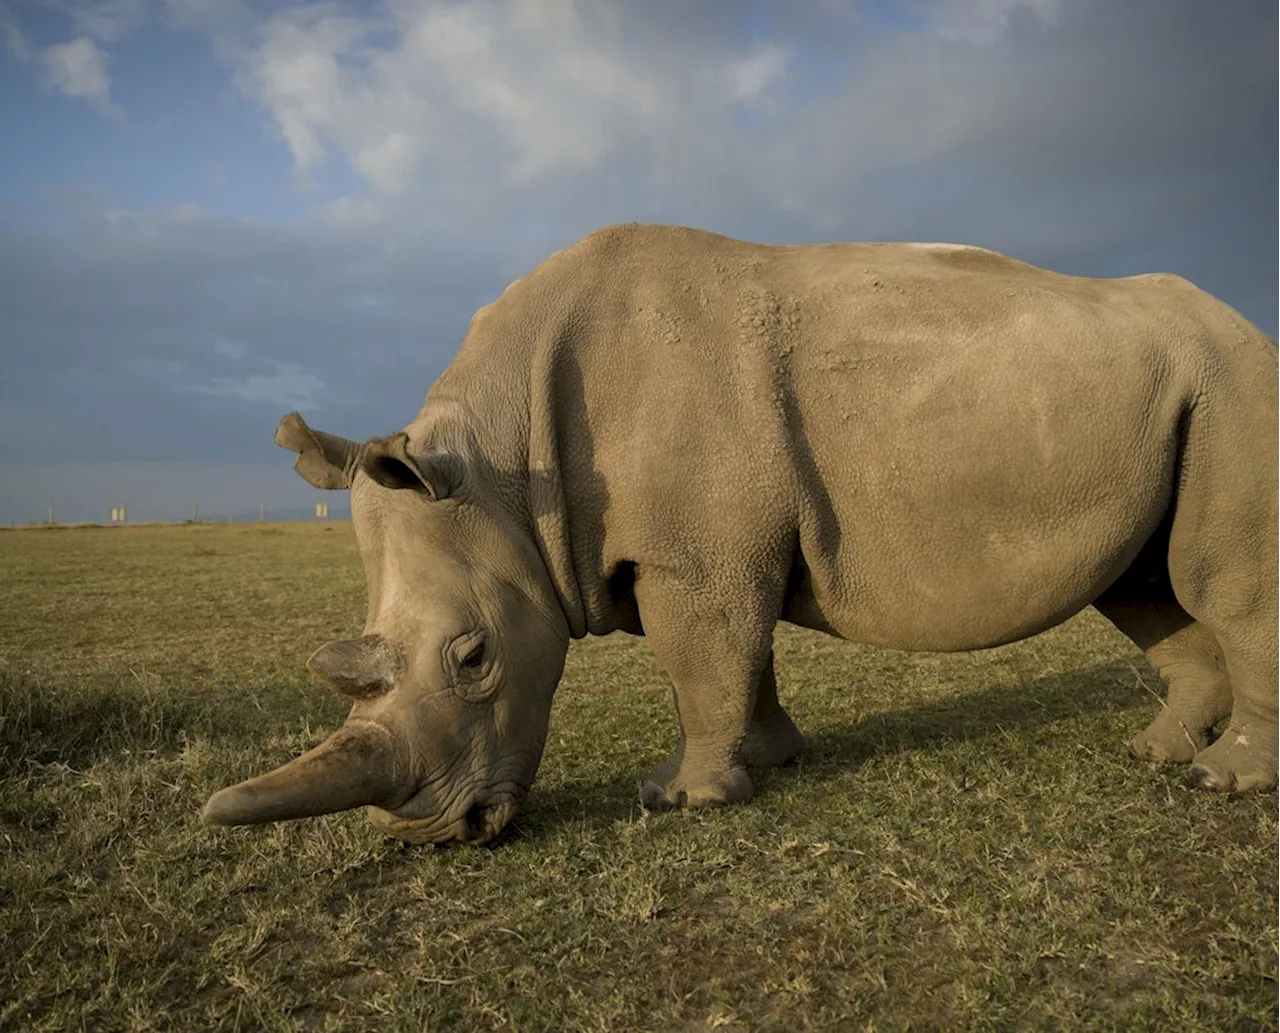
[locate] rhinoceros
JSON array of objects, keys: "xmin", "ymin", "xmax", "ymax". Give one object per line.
[{"xmin": 203, "ymin": 223, "xmax": 1278, "ymax": 844}]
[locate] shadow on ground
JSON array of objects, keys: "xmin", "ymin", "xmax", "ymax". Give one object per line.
[
  {"xmin": 0, "ymin": 671, "xmax": 337, "ymax": 775},
  {"xmin": 519, "ymin": 658, "xmax": 1157, "ymax": 839},
  {"xmin": 801, "ymin": 656, "xmax": 1150, "ymax": 768}
]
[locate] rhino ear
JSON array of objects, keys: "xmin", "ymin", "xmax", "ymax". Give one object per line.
[
  {"xmin": 362, "ymin": 432, "xmax": 466, "ymax": 501},
  {"xmin": 307, "ymin": 636, "xmax": 402, "ymax": 700},
  {"xmin": 275, "ymin": 411, "xmax": 365, "ymax": 490}
]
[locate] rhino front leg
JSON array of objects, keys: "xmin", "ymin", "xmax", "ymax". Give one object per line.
[
  {"xmin": 635, "ymin": 569, "xmax": 774, "ymax": 810},
  {"xmin": 1094, "ymin": 598, "xmax": 1232, "ymax": 764},
  {"xmin": 740, "ymin": 653, "xmax": 805, "ymax": 768}
]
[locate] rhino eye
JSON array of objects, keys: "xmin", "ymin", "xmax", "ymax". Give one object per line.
[{"xmin": 461, "ymin": 642, "xmax": 485, "ymax": 670}]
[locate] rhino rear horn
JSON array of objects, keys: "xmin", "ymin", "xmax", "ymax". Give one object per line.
[
  {"xmin": 202, "ymin": 722, "xmax": 404, "ymax": 827},
  {"xmin": 307, "ymin": 636, "xmax": 402, "ymax": 700},
  {"xmin": 362, "ymin": 432, "xmax": 465, "ymax": 501},
  {"xmin": 275, "ymin": 411, "xmax": 366, "ymax": 490}
]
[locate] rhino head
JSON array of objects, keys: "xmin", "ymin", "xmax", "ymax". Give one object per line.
[{"xmin": 201, "ymin": 412, "xmax": 570, "ymax": 844}]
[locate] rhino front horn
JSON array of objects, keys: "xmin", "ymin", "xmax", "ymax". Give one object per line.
[{"xmin": 202, "ymin": 722, "xmax": 405, "ymax": 827}]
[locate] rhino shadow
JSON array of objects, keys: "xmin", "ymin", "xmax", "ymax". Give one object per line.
[
  {"xmin": 0, "ymin": 671, "xmax": 331, "ymax": 777},
  {"xmin": 0, "ymin": 672, "xmax": 195, "ymax": 775},
  {"xmin": 792, "ymin": 656, "xmax": 1153, "ymax": 770},
  {"xmin": 515, "ymin": 656, "xmax": 1159, "ymax": 840}
]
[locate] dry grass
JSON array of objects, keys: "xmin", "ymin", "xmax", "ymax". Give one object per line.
[{"xmin": 0, "ymin": 523, "xmax": 1276, "ymax": 1032}]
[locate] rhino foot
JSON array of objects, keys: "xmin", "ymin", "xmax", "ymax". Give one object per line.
[
  {"xmin": 640, "ymin": 757, "xmax": 753, "ymax": 810},
  {"xmin": 740, "ymin": 710, "xmax": 805, "ymax": 768},
  {"xmin": 1128, "ymin": 710, "xmax": 1212, "ymax": 766},
  {"xmin": 1187, "ymin": 728, "xmax": 1278, "ymax": 793}
]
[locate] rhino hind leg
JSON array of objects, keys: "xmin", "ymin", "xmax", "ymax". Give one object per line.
[
  {"xmin": 1094, "ymin": 596, "xmax": 1232, "ymax": 764},
  {"xmin": 1182, "ymin": 609, "xmax": 1278, "ymax": 792},
  {"xmin": 635, "ymin": 568, "xmax": 775, "ymax": 811},
  {"xmin": 739, "ymin": 652, "xmax": 805, "ymax": 768}
]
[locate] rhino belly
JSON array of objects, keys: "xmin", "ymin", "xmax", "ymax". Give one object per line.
[{"xmin": 783, "ymin": 456, "xmax": 1175, "ymax": 653}]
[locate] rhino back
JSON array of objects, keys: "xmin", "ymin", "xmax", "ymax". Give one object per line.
[{"xmin": 437, "ymin": 225, "xmax": 1275, "ymax": 650}]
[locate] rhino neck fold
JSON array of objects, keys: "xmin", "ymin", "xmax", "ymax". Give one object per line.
[{"xmin": 526, "ymin": 341, "xmax": 615, "ymax": 639}]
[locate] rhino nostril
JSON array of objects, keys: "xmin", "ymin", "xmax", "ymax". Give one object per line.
[{"xmin": 463, "ymin": 803, "xmax": 489, "ymax": 841}]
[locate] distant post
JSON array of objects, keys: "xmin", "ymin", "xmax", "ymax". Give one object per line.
[
  {"xmin": 109, "ymin": 506, "xmax": 126, "ymax": 524},
  {"xmin": 315, "ymin": 502, "xmax": 329, "ymax": 521},
  {"xmin": 48, "ymin": 503, "xmax": 54, "ymax": 525},
  {"xmin": 259, "ymin": 500, "xmax": 265, "ymax": 522}
]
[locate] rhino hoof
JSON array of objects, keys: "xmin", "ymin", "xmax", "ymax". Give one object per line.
[
  {"xmin": 1187, "ymin": 731, "xmax": 1279, "ymax": 794},
  {"xmin": 639, "ymin": 763, "xmax": 753, "ymax": 811},
  {"xmin": 1187, "ymin": 764, "xmax": 1235, "ymax": 792},
  {"xmin": 1128, "ymin": 711, "xmax": 1212, "ymax": 766}
]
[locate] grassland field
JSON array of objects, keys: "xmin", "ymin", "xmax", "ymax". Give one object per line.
[{"xmin": 0, "ymin": 522, "xmax": 1276, "ymax": 1032}]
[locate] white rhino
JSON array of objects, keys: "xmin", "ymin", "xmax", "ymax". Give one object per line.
[{"xmin": 203, "ymin": 224, "xmax": 1278, "ymax": 844}]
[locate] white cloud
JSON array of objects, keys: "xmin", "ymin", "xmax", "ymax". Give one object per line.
[
  {"xmin": 930, "ymin": 0, "xmax": 1063, "ymax": 45},
  {"xmin": 725, "ymin": 43, "xmax": 787, "ymax": 101},
  {"xmin": 64, "ymin": 0, "xmax": 148, "ymax": 43},
  {"xmin": 235, "ymin": 0, "xmax": 791, "ymax": 202},
  {"xmin": 191, "ymin": 364, "xmax": 324, "ymax": 410},
  {"xmin": 41, "ymin": 36, "xmax": 119, "ymax": 115},
  {"xmin": 352, "ymin": 131, "xmax": 417, "ymax": 195},
  {"xmin": 244, "ymin": 7, "xmax": 376, "ymax": 180},
  {"xmin": 1, "ymin": 2, "xmax": 30, "ymax": 60}
]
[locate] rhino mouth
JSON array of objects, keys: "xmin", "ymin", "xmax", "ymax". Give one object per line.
[{"xmin": 368, "ymin": 791, "xmax": 520, "ymax": 845}]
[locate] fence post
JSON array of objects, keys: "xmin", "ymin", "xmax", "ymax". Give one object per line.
[
  {"xmin": 48, "ymin": 503, "xmax": 55, "ymax": 525},
  {"xmin": 259, "ymin": 500, "xmax": 265, "ymax": 522}
]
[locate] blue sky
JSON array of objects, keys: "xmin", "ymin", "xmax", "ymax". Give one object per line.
[{"xmin": 1, "ymin": 0, "xmax": 1276, "ymax": 523}]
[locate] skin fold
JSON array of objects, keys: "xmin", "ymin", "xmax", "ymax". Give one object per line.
[{"xmin": 203, "ymin": 224, "xmax": 1279, "ymax": 844}]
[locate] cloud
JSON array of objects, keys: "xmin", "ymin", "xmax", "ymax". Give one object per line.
[
  {"xmin": 0, "ymin": 0, "xmax": 1274, "ymax": 523},
  {"xmin": 62, "ymin": 0, "xmax": 148, "ymax": 43},
  {"xmin": 190, "ymin": 363, "xmax": 324, "ymax": 410},
  {"xmin": 0, "ymin": 195, "xmax": 519, "ymax": 473},
  {"xmin": 929, "ymin": 0, "xmax": 1063, "ymax": 44},
  {"xmin": 233, "ymin": 0, "xmax": 795, "ymax": 203},
  {"xmin": 724, "ymin": 43, "xmax": 788, "ymax": 102},
  {"xmin": 40, "ymin": 35, "xmax": 119, "ymax": 115},
  {"xmin": 1, "ymin": 1, "xmax": 30, "ymax": 60},
  {"xmin": 193, "ymin": 0, "xmax": 1272, "ymax": 274}
]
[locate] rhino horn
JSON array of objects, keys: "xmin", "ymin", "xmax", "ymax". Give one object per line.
[
  {"xmin": 307, "ymin": 636, "xmax": 401, "ymax": 700},
  {"xmin": 275, "ymin": 411, "xmax": 366, "ymax": 490},
  {"xmin": 201, "ymin": 722, "xmax": 404, "ymax": 826}
]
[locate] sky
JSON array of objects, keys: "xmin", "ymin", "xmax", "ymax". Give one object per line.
[{"xmin": 1, "ymin": 0, "xmax": 1276, "ymax": 524}]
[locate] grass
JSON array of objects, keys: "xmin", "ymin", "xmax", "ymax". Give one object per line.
[{"xmin": 0, "ymin": 522, "xmax": 1275, "ymax": 1032}]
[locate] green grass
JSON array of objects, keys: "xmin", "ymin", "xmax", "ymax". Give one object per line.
[{"xmin": 0, "ymin": 522, "xmax": 1275, "ymax": 1032}]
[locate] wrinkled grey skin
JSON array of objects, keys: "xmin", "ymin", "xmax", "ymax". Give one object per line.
[{"xmin": 204, "ymin": 224, "xmax": 1278, "ymax": 845}]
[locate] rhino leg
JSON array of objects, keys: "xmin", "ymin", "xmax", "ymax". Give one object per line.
[
  {"xmin": 1166, "ymin": 411, "xmax": 1279, "ymax": 792},
  {"xmin": 1094, "ymin": 597, "xmax": 1232, "ymax": 764},
  {"xmin": 635, "ymin": 569, "xmax": 771, "ymax": 810},
  {"xmin": 740, "ymin": 653, "xmax": 805, "ymax": 768},
  {"xmin": 1186, "ymin": 625, "xmax": 1278, "ymax": 793}
]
